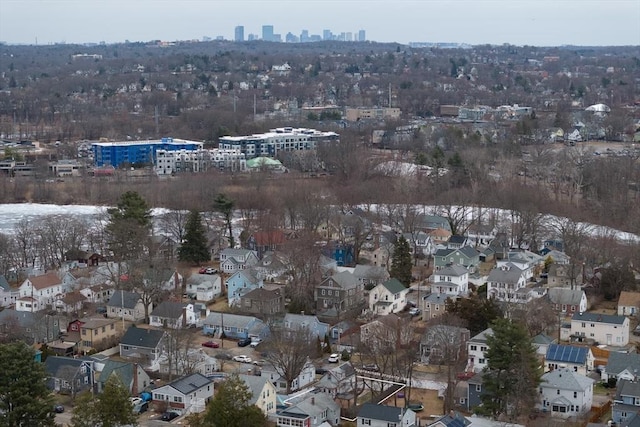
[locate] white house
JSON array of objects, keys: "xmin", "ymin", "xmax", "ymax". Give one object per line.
[
  {"xmin": 486, "ymin": 264, "xmax": 527, "ymax": 303},
  {"xmin": 430, "ymin": 263, "xmax": 469, "ymax": 296},
  {"xmin": 219, "ymin": 248, "xmax": 259, "ymax": 274},
  {"xmin": 545, "ymin": 344, "xmax": 594, "ymax": 376},
  {"xmin": 151, "ymin": 373, "xmax": 214, "ymax": 415},
  {"xmin": 18, "ymin": 271, "xmax": 68, "ymax": 311},
  {"xmin": 262, "ymin": 359, "xmax": 316, "ymax": 393},
  {"xmin": 538, "ymin": 368, "xmax": 594, "ymax": 418},
  {"xmin": 0, "ymin": 275, "xmax": 19, "ymax": 308},
  {"xmin": 186, "ymin": 274, "xmax": 222, "ymax": 302},
  {"xmin": 498, "ymin": 250, "xmax": 544, "ymax": 280},
  {"xmin": 149, "ymin": 302, "xmax": 197, "ymax": 329},
  {"xmin": 467, "ymin": 328, "xmax": 493, "ymax": 373},
  {"xmin": 570, "ymin": 312, "xmax": 629, "ymax": 346},
  {"xmin": 357, "ymin": 402, "xmax": 417, "ymax": 427},
  {"xmin": 618, "ymin": 291, "xmax": 640, "ymax": 317},
  {"xmin": 368, "ymin": 278, "xmax": 409, "ymax": 315}
]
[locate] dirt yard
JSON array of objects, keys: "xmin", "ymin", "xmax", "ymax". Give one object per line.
[{"xmin": 383, "ymin": 388, "xmax": 444, "ymax": 424}]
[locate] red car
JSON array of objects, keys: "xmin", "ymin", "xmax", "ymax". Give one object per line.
[
  {"xmin": 202, "ymin": 341, "xmax": 220, "ymax": 348},
  {"xmin": 198, "ymin": 267, "xmax": 208, "ymax": 274}
]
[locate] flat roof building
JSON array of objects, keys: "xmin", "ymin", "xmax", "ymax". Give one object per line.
[{"xmin": 91, "ymin": 138, "xmax": 203, "ymax": 168}]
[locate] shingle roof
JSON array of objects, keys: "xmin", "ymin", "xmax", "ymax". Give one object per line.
[
  {"xmin": 541, "ymin": 368, "xmax": 594, "ymax": 391},
  {"xmin": 469, "ymin": 328, "xmax": 493, "ymax": 343},
  {"xmin": 326, "ymin": 271, "xmax": 359, "ymax": 290},
  {"xmin": 45, "ymin": 356, "xmax": 85, "ymax": 377},
  {"xmin": 437, "ymin": 264, "xmax": 468, "ymax": 277},
  {"xmin": 99, "ymin": 360, "xmax": 134, "ymax": 387},
  {"xmin": 487, "ymin": 265, "xmax": 524, "ymax": 285},
  {"xmin": 619, "ymin": 291, "xmax": 640, "ymax": 308},
  {"xmin": 382, "ymin": 278, "xmax": 406, "ymax": 294},
  {"xmin": 204, "ymin": 312, "xmax": 259, "ymax": 329},
  {"xmin": 0, "ymin": 275, "xmax": 10, "ymax": 291},
  {"xmin": 241, "ymin": 287, "xmax": 281, "ymax": 300},
  {"xmin": 572, "ymin": 312, "xmax": 626, "ymax": 325},
  {"xmin": 29, "ymin": 272, "xmax": 62, "ymax": 290},
  {"xmin": 546, "ymin": 344, "xmax": 589, "ymax": 364},
  {"xmin": 616, "ymin": 379, "xmax": 640, "ymax": 400},
  {"xmin": 120, "ymin": 326, "xmax": 165, "ymax": 348},
  {"xmin": 167, "ymin": 373, "xmax": 212, "ymax": 395},
  {"xmin": 548, "ymin": 288, "xmax": 584, "ymax": 306},
  {"xmin": 107, "ymin": 291, "xmax": 141, "ymax": 309},
  {"xmin": 150, "ymin": 301, "xmax": 186, "ymax": 319},
  {"xmin": 605, "ymin": 352, "xmax": 640, "ymax": 376},
  {"xmin": 239, "ymin": 374, "xmax": 272, "ymax": 406},
  {"xmin": 358, "ymin": 403, "xmax": 404, "ymax": 422}
]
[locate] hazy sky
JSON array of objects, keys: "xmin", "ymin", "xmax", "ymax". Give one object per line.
[{"xmin": 1, "ymin": 0, "xmax": 639, "ymax": 46}]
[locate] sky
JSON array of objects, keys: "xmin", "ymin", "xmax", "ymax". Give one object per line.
[{"xmin": 1, "ymin": 0, "xmax": 639, "ymax": 46}]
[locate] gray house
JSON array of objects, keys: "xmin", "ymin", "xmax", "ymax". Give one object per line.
[
  {"xmin": 283, "ymin": 313, "xmax": 330, "ymax": 340},
  {"xmin": 119, "ymin": 326, "xmax": 165, "ymax": 367},
  {"xmin": 106, "ymin": 291, "xmax": 149, "ymax": 322},
  {"xmin": 98, "ymin": 359, "xmax": 151, "ymax": 395},
  {"xmin": 202, "ymin": 312, "xmax": 269, "ymax": 340},
  {"xmin": 466, "ymin": 372, "xmax": 485, "ymax": 411},
  {"xmin": 357, "ymin": 402, "xmax": 417, "ymax": 427},
  {"xmin": 613, "ymin": 379, "xmax": 640, "ymax": 425},
  {"xmin": 602, "ymin": 352, "xmax": 640, "ymax": 382},
  {"xmin": 44, "ymin": 356, "xmax": 94, "ymax": 395}
]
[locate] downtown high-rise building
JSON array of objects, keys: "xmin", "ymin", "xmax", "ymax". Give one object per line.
[
  {"xmin": 234, "ymin": 25, "xmax": 244, "ymax": 42},
  {"xmin": 358, "ymin": 29, "xmax": 366, "ymax": 42},
  {"xmin": 262, "ymin": 25, "xmax": 274, "ymax": 42}
]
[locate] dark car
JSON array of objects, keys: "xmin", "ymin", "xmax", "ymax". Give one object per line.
[
  {"xmin": 237, "ymin": 337, "xmax": 252, "ymax": 347},
  {"xmin": 161, "ymin": 411, "xmax": 180, "ymax": 421},
  {"xmin": 53, "ymin": 405, "xmax": 64, "ymax": 413}
]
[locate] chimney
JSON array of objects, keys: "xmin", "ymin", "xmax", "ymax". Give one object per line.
[{"xmin": 301, "ymin": 311, "xmax": 304, "ymax": 316}]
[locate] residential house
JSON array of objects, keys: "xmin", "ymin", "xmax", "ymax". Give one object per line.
[
  {"xmin": 238, "ymin": 286, "xmax": 285, "ymax": 317},
  {"xmin": 149, "ymin": 302, "xmax": 197, "ymax": 329},
  {"xmin": 0, "ymin": 309, "xmax": 63, "ymax": 344},
  {"xmin": 601, "ymin": 352, "xmax": 640, "ymax": 383},
  {"xmin": 97, "ymin": 359, "xmax": 151, "ymax": 395},
  {"xmin": 186, "ymin": 274, "xmax": 222, "ymax": 302},
  {"xmin": 56, "ymin": 290, "xmax": 87, "ymax": 313},
  {"xmin": 433, "ymin": 246, "xmax": 480, "ymax": 273},
  {"xmin": 429, "ymin": 227, "xmax": 452, "ymax": 247},
  {"xmin": 544, "ymin": 250, "xmax": 571, "ymax": 266},
  {"xmin": 247, "ymin": 230, "xmax": 288, "ymax": 258},
  {"xmin": 545, "ymin": 344, "xmax": 594, "ymax": 375},
  {"xmin": 368, "ymin": 278, "xmax": 409, "ymax": 315},
  {"xmin": 0, "ymin": 275, "xmax": 19, "ymax": 307},
  {"xmin": 17, "ymin": 271, "xmax": 68, "ymax": 311},
  {"xmin": 226, "ymin": 268, "xmax": 263, "ymax": 306},
  {"xmin": 276, "ymin": 392, "xmax": 340, "ymax": 427},
  {"xmin": 570, "ymin": 312, "xmax": 629, "ymax": 346},
  {"xmin": 422, "ymin": 293, "xmax": 454, "ymax": 321},
  {"xmin": 499, "ymin": 250, "xmax": 544, "ymax": 280},
  {"xmin": 427, "ymin": 412, "xmax": 470, "ymax": 427},
  {"xmin": 417, "ymin": 214, "xmax": 451, "ymax": 233},
  {"xmin": 143, "ymin": 267, "xmax": 182, "ymax": 293},
  {"xmin": 447, "ymin": 235, "xmax": 470, "ymax": 249},
  {"xmin": 329, "ymin": 320, "xmax": 361, "ymax": 353},
  {"xmin": 353, "ymin": 264, "xmax": 389, "ymax": 289},
  {"xmin": 538, "ymin": 368, "xmax": 594, "ymax": 418},
  {"xmin": 253, "ymin": 251, "xmax": 290, "ymax": 281},
  {"xmin": 466, "ymin": 224, "xmax": 497, "ymax": 247},
  {"xmin": 420, "ymin": 324, "xmax": 470, "ymax": 364},
  {"xmin": 107, "ymin": 291, "xmax": 149, "ymax": 322},
  {"xmin": 158, "ymin": 348, "xmax": 218, "ymax": 378},
  {"xmin": 467, "ymin": 328, "xmax": 493, "ymax": 373},
  {"xmin": 219, "ymin": 248, "xmax": 259, "ymax": 274},
  {"xmin": 612, "ymin": 379, "xmax": 640, "ymax": 425},
  {"xmin": 119, "ymin": 326, "xmax": 166, "ymax": 367},
  {"xmin": 547, "ymin": 288, "xmax": 588, "ymax": 316},
  {"xmin": 533, "ymin": 333, "xmax": 556, "ymax": 357},
  {"xmin": 283, "ymin": 313, "xmax": 330, "ymax": 340},
  {"xmin": 79, "ymin": 283, "xmax": 114, "ymax": 304},
  {"xmin": 619, "ymin": 291, "xmax": 640, "ymax": 317},
  {"xmin": 239, "ymin": 374, "xmax": 277, "ymax": 415},
  {"xmin": 79, "ymin": 317, "xmax": 120, "ymax": 353},
  {"xmin": 263, "ymin": 359, "xmax": 316, "ymax": 393},
  {"xmin": 360, "ymin": 314, "xmax": 412, "ymax": 351},
  {"xmin": 151, "ymin": 373, "xmax": 214, "ymax": 415},
  {"xmin": 486, "ymin": 264, "xmax": 527, "ymax": 303},
  {"xmin": 202, "ymin": 312, "xmax": 269, "ymax": 340},
  {"xmin": 44, "ymin": 356, "xmax": 94, "ymax": 395},
  {"xmin": 315, "ymin": 362, "xmax": 356, "ymax": 399},
  {"xmin": 467, "ymin": 373, "xmax": 485, "ymax": 412},
  {"xmin": 547, "ymin": 263, "xmax": 576, "ymax": 288},
  {"xmin": 357, "ymin": 402, "xmax": 417, "ymax": 427},
  {"xmin": 403, "ymin": 231, "xmax": 434, "ymax": 257},
  {"xmin": 314, "ymin": 271, "xmax": 364, "ymax": 315},
  {"xmin": 430, "ymin": 263, "xmax": 469, "ymax": 296}
]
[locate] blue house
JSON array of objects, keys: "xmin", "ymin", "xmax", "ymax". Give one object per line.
[
  {"xmin": 44, "ymin": 356, "xmax": 94, "ymax": 395},
  {"xmin": 202, "ymin": 312, "xmax": 269, "ymax": 340},
  {"xmin": 283, "ymin": 313, "xmax": 330, "ymax": 340},
  {"xmin": 466, "ymin": 372, "xmax": 485, "ymax": 411},
  {"xmin": 613, "ymin": 379, "xmax": 640, "ymax": 425},
  {"xmin": 323, "ymin": 242, "xmax": 355, "ymax": 267},
  {"xmin": 226, "ymin": 269, "xmax": 263, "ymax": 306}
]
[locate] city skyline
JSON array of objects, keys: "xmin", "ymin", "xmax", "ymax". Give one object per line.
[{"xmin": 0, "ymin": 0, "xmax": 639, "ymax": 46}]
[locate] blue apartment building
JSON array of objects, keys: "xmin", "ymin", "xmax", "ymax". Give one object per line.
[{"xmin": 92, "ymin": 138, "xmax": 202, "ymax": 168}]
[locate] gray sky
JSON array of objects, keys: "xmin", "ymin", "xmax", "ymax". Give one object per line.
[{"xmin": 1, "ymin": 0, "xmax": 639, "ymax": 46}]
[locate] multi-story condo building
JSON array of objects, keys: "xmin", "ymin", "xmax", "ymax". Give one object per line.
[
  {"xmin": 92, "ymin": 138, "xmax": 203, "ymax": 168},
  {"xmin": 155, "ymin": 148, "xmax": 246, "ymax": 175},
  {"xmin": 344, "ymin": 107, "xmax": 401, "ymax": 122},
  {"xmin": 218, "ymin": 127, "xmax": 339, "ymax": 159}
]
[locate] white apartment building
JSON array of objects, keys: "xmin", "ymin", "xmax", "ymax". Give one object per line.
[
  {"xmin": 570, "ymin": 312, "xmax": 629, "ymax": 346},
  {"xmin": 155, "ymin": 148, "xmax": 246, "ymax": 175}
]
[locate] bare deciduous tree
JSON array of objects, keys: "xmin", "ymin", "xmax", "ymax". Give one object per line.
[{"xmin": 263, "ymin": 326, "xmax": 315, "ymax": 394}]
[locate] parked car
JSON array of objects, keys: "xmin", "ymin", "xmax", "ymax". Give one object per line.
[
  {"xmin": 362, "ymin": 363, "xmax": 380, "ymax": 372},
  {"xmin": 409, "ymin": 307, "xmax": 421, "ymax": 316},
  {"xmin": 233, "ymin": 355, "xmax": 252, "ymax": 363},
  {"xmin": 53, "ymin": 405, "xmax": 64, "ymax": 413},
  {"xmin": 328, "ymin": 353, "xmax": 340, "ymax": 363},
  {"xmin": 237, "ymin": 337, "xmax": 252, "ymax": 347},
  {"xmin": 161, "ymin": 411, "xmax": 180, "ymax": 421},
  {"xmin": 250, "ymin": 338, "xmax": 262, "ymax": 348},
  {"xmin": 132, "ymin": 401, "xmax": 149, "ymax": 414},
  {"xmin": 204, "ymin": 267, "xmax": 218, "ymax": 274},
  {"xmin": 198, "ymin": 267, "xmax": 208, "ymax": 274},
  {"xmin": 202, "ymin": 341, "xmax": 220, "ymax": 348}
]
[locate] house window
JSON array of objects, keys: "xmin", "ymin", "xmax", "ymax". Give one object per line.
[
  {"xmin": 173, "ymin": 396, "xmax": 183, "ymax": 403},
  {"xmin": 478, "ymin": 358, "xmax": 485, "ymax": 364},
  {"xmin": 475, "ymin": 384, "xmax": 481, "ymax": 392},
  {"xmin": 574, "ymin": 392, "xmax": 577, "ymax": 398}
]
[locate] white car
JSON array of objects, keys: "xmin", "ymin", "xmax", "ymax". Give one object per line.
[
  {"xmin": 328, "ymin": 353, "xmax": 340, "ymax": 363},
  {"xmin": 233, "ymin": 355, "xmax": 252, "ymax": 363},
  {"xmin": 250, "ymin": 338, "xmax": 262, "ymax": 348}
]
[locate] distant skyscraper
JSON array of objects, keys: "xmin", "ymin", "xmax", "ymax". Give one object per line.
[
  {"xmin": 262, "ymin": 25, "xmax": 274, "ymax": 42},
  {"xmin": 346, "ymin": 32, "xmax": 353, "ymax": 42},
  {"xmin": 358, "ymin": 30, "xmax": 366, "ymax": 42},
  {"xmin": 234, "ymin": 26, "xmax": 244, "ymax": 42},
  {"xmin": 323, "ymin": 29, "xmax": 332, "ymax": 41},
  {"xmin": 300, "ymin": 29, "xmax": 309, "ymax": 42}
]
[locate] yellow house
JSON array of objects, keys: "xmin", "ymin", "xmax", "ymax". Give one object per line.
[
  {"xmin": 239, "ymin": 374, "xmax": 277, "ymax": 415},
  {"xmin": 79, "ymin": 318, "xmax": 121, "ymax": 353}
]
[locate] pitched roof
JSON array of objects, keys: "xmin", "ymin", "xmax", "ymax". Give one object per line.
[
  {"xmin": 325, "ymin": 271, "xmax": 359, "ymax": 290},
  {"xmin": 62, "ymin": 290, "xmax": 87, "ymax": 305},
  {"xmin": 605, "ymin": 352, "xmax": 640, "ymax": 376},
  {"xmin": 99, "ymin": 360, "xmax": 134, "ymax": 387},
  {"xmin": 548, "ymin": 288, "xmax": 585, "ymax": 306},
  {"xmin": 120, "ymin": 326, "xmax": 165, "ymax": 348},
  {"xmin": 239, "ymin": 374, "xmax": 272, "ymax": 406},
  {"xmin": 151, "ymin": 301, "xmax": 186, "ymax": 319},
  {"xmin": 252, "ymin": 230, "xmax": 287, "ymax": 246},
  {"xmin": 107, "ymin": 290, "xmax": 142, "ymax": 309},
  {"xmin": 617, "ymin": 379, "xmax": 640, "ymax": 400},
  {"xmin": 81, "ymin": 317, "xmax": 117, "ymax": 330},
  {"xmin": 45, "ymin": 356, "xmax": 86, "ymax": 377},
  {"xmin": 166, "ymin": 373, "xmax": 212, "ymax": 395},
  {"xmin": 424, "ymin": 293, "xmax": 453, "ymax": 304},
  {"xmin": 358, "ymin": 403, "xmax": 405, "ymax": 422},
  {"xmin": 619, "ymin": 291, "xmax": 640, "ymax": 308},
  {"xmin": 241, "ymin": 286, "xmax": 282, "ymax": 300},
  {"xmin": 546, "ymin": 344, "xmax": 589, "ymax": 364},
  {"xmin": 0, "ymin": 275, "xmax": 10, "ymax": 291},
  {"xmin": 572, "ymin": 311, "xmax": 626, "ymax": 325},
  {"xmin": 437, "ymin": 264, "xmax": 468, "ymax": 277},
  {"xmin": 204, "ymin": 312, "xmax": 259, "ymax": 329},
  {"xmin": 29, "ymin": 272, "xmax": 62, "ymax": 290},
  {"xmin": 430, "ymin": 411, "xmax": 471, "ymax": 427},
  {"xmin": 469, "ymin": 328, "xmax": 493, "ymax": 343},
  {"xmin": 382, "ymin": 278, "xmax": 406, "ymax": 294},
  {"xmin": 541, "ymin": 368, "xmax": 594, "ymax": 391},
  {"xmin": 487, "ymin": 265, "xmax": 524, "ymax": 284}
]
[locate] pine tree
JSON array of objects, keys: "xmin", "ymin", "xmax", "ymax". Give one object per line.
[
  {"xmin": 390, "ymin": 235, "xmax": 412, "ymax": 286},
  {"xmin": 213, "ymin": 193, "xmax": 235, "ymax": 248},
  {"xmin": 480, "ymin": 318, "xmax": 541, "ymax": 420},
  {"xmin": 106, "ymin": 191, "xmax": 152, "ymax": 261},
  {"xmin": 71, "ymin": 376, "xmax": 138, "ymax": 427},
  {"xmin": 178, "ymin": 210, "xmax": 210, "ymax": 264},
  {"xmin": 0, "ymin": 342, "xmax": 56, "ymax": 427},
  {"xmin": 202, "ymin": 374, "xmax": 267, "ymax": 427}
]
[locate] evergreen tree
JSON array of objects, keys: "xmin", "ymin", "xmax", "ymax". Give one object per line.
[
  {"xmin": 0, "ymin": 342, "xmax": 56, "ymax": 427},
  {"xmin": 202, "ymin": 374, "xmax": 267, "ymax": 427},
  {"xmin": 178, "ymin": 210, "xmax": 210, "ymax": 264},
  {"xmin": 480, "ymin": 318, "xmax": 541, "ymax": 420},
  {"xmin": 106, "ymin": 191, "xmax": 152, "ymax": 261},
  {"xmin": 71, "ymin": 376, "xmax": 138, "ymax": 427},
  {"xmin": 390, "ymin": 235, "xmax": 412, "ymax": 286},
  {"xmin": 213, "ymin": 193, "xmax": 235, "ymax": 248}
]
